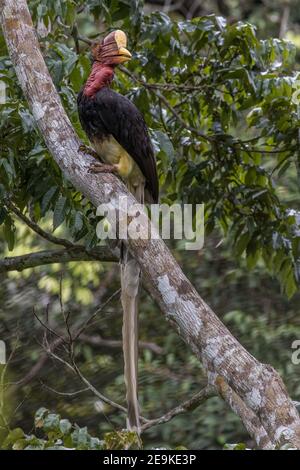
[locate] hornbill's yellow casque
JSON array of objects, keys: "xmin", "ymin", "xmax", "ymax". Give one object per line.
[{"xmin": 77, "ymin": 30, "xmax": 159, "ymax": 434}]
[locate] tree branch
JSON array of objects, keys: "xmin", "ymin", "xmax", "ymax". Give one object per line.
[
  {"xmin": 43, "ymin": 342, "xmax": 147, "ymax": 421},
  {"xmin": 141, "ymin": 385, "xmax": 215, "ymax": 431},
  {"xmin": 44, "ymin": 342, "xmax": 215, "ymax": 432},
  {"xmin": 0, "ymin": 247, "xmax": 117, "ymax": 273},
  {"xmin": 5, "ymin": 200, "xmax": 74, "ymax": 248},
  {"xmin": 41, "ymin": 382, "xmax": 90, "ymax": 397}
]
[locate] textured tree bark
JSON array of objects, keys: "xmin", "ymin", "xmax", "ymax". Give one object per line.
[
  {"xmin": 1, "ymin": 0, "xmax": 300, "ymax": 448},
  {"xmin": 215, "ymin": 376, "xmax": 273, "ymax": 449}
]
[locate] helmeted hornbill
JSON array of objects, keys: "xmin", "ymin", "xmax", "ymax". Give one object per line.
[
  {"xmin": 77, "ymin": 30, "xmax": 158, "ymax": 435},
  {"xmin": 77, "ymin": 30, "xmax": 158, "ymax": 204}
]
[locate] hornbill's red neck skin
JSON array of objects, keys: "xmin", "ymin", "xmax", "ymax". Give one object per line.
[{"xmin": 83, "ymin": 63, "xmax": 114, "ymax": 97}]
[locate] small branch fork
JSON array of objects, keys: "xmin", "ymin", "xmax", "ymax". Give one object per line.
[
  {"xmin": 141, "ymin": 386, "xmax": 215, "ymax": 431},
  {"xmin": 5, "ymin": 199, "xmax": 74, "ymax": 248},
  {"xmin": 3, "ymin": 198, "xmax": 117, "ymax": 262},
  {"xmin": 33, "ymin": 284, "xmax": 215, "ymax": 432}
]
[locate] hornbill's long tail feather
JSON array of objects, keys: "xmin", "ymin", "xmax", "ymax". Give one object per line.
[
  {"xmin": 121, "ymin": 250, "xmax": 140, "ymax": 433},
  {"xmin": 121, "ymin": 183, "xmax": 143, "ymax": 434}
]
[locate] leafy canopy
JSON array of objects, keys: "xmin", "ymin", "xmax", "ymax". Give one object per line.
[{"xmin": 1, "ymin": 0, "xmax": 300, "ymax": 297}]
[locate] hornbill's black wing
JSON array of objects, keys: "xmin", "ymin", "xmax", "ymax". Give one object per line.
[{"xmin": 91, "ymin": 88, "xmax": 158, "ymax": 203}]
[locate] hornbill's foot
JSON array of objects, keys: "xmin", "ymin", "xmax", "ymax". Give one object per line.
[
  {"xmin": 88, "ymin": 162, "xmax": 119, "ymax": 174},
  {"xmin": 78, "ymin": 144, "xmax": 99, "ymax": 159}
]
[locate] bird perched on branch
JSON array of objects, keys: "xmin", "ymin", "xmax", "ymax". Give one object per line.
[{"xmin": 77, "ymin": 30, "xmax": 159, "ymax": 435}]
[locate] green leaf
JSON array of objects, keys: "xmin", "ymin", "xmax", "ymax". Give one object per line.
[
  {"xmin": 59, "ymin": 419, "xmax": 72, "ymax": 435},
  {"xmin": 285, "ymin": 271, "xmax": 297, "ymax": 299},
  {"xmin": 154, "ymin": 130, "xmax": 175, "ymax": 159},
  {"xmin": 41, "ymin": 186, "xmax": 58, "ymax": 214},
  {"xmin": 2, "ymin": 428, "xmax": 25, "ymax": 449},
  {"xmin": 53, "ymin": 196, "xmax": 67, "ymax": 231},
  {"xmin": 0, "ymin": 206, "xmax": 7, "ymax": 225},
  {"xmin": 235, "ymin": 232, "xmax": 251, "ymax": 257},
  {"xmin": 3, "ymin": 216, "xmax": 15, "ymax": 251},
  {"xmin": 43, "ymin": 413, "xmax": 60, "ymax": 432},
  {"xmin": 35, "ymin": 407, "xmax": 49, "ymax": 428}
]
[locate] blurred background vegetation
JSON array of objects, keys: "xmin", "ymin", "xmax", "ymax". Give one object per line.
[{"xmin": 1, "ymin": 0, "xmax": 300, "ymax": 449}]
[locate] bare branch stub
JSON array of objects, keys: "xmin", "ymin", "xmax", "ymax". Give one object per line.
[{"xmin": 141, "ymin": 386, "xmax": 215, "ymax": 431}]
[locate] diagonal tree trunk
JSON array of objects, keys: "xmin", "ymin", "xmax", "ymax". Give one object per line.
[{"xmin": 1, "ymin": 0, "xmax": 300, "ymax": 448}]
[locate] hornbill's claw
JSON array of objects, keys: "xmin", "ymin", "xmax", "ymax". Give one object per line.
[
  {"xmin": 78, "ymin": 144, "xmax": 99, "ymax": 159},
  {"xmin": 88, "ymin": 162, "xmax": 119, "ymax": 174}
]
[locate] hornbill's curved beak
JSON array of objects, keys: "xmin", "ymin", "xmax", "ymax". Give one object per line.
[{"xmin": 117, "ymin": 46, "xmax": 132, "ymax": 62}]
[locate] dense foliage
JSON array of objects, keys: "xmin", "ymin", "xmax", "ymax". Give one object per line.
[
  {"xmin": 2, "ymin": 1, "xmax": 300, "ymax": 295},
  {"xmin": 0, "ymin": 0, "xmax": 300, "ymax": 449}
]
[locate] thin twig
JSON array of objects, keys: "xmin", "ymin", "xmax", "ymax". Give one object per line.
[
  {"xmin": 11, "ymin": 337, "xmax": 65, "ymax": 386},
  {"xmin": 33, "ymin": 308, "xmax": 67, "ymax": 345},
  {"xmin": 77, "ymin": 35, "xmax": 94, "ymax": 46},
  {"xmin": 59, "ymin": 275, "xmax": 73, "ymax": 356},
  {"xmin": 120, "ymin": 66, "xmax": 213, "ymax": 143},
  {"xmin": 5, "ymin": 200, "xmax": 74, "ymax": 248},
  {"xmin": 41, "ymin": 382, "xmax": 89, "ymax": 397},
  {"xmin": 72, "ymin": 288, "xmax": 121, "ymax": 341},
  {"xmin": 141, "ymin": 385, "xmax": 215, "ymax": 431},
  {"xmin": 44, "ymin": 346, "xmax": 132, "ymax": 417}
]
